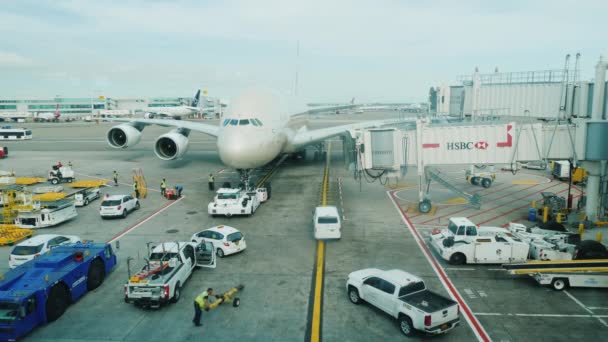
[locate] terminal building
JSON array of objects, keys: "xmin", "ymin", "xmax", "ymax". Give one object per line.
[
  {"xmin": 0, "ymin": 94, "xmax": 220, "ymax": 121},
  {"xmin": 431, "ymin": 61, "xmax": 608, "ymax": 120}
]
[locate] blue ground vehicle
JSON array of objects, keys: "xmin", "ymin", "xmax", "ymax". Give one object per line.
[{"xmin": 0, "ymin": 242, "xmax": 117, "ymax": 341}]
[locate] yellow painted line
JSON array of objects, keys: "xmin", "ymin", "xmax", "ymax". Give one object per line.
[
  {"xmin": 14, "ymin": 177, "xmax": 45, "ymax": 185},
  {"xmin": 68, "ymin": 180, "xmax": 108, "ymax": 188},
  {"xmin": 512, "ymin": 180, "xmax": 540, "ymax": 185},
  {"xmin": 311, "ymin": 144, "xmax": 331, "ymax": 342},
  {"xmin": 33, "ymin": 193, "xmax": 66, "ymax": 201},
  {"xmin": 311, "ymin": 240, "xmax": 325, "ymax": 342},
  {"xmin": 446, "ymin": 197, "xmax": 467, "ymax": 204},
  {"xmin": 510, "ymin": 267, "xmax": 608, "ymax": 275}
]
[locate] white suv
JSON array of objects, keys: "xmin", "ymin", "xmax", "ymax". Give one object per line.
[
  {"xmin": 9, "ymin": 234, "xmax": 81, "ymax": 268},
  {"xmin": 190, "ymin": 225, "xmax": 246, "ymax": 257},
  {"xmin": 100, "ymin": 194, "xmax": 139, "ymax": 219}
]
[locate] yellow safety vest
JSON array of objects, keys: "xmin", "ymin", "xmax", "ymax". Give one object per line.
[
  {"xmin": 113, "ymin": 172, "xmax": 118, "ymax": 179},
  {"xmin": 195, "ymin": 291, "xmax": 209, "ymax": 308},
  {"xmin": 208, "ymin": 175, "xmax": 214, "ymax": 182},
  {"xmin": 161, "ymin": 181, "xmax": 166, "ymax": 189}
]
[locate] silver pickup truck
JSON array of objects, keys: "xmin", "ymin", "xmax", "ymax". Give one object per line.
[{"xmin": 346, "ymin": 268, "xmax": 460, "ymax": 337}]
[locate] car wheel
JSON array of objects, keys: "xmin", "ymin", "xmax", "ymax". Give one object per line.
[
  {"xmin": 398, "ymin": 316, "xmax": 416, "ymax": 337},
  {"xmin": 348, "ymin": 287, "xmax": 361, "ymax": 304},
  {"xmin": 551, "ymin": 278, "xmax": 568, "ymax": 291},
  {"xmin": 217, "ymin": 248, "xmax": 225, "ymax": 258},
  {"xmin": 122, "ymin": 210, "xmax": 127, "ymax": 218},
  {"xmin": 51, "ymin": 178, "xmax": 59, "ymax": 185},
  {"xmin": 171, "ymin": 282, "xmax": 181, "ymax": 303},
  {"xmin": 233, "ymin": 298, "xmax": 240, "ymax": 307},
  {"xmin": 135, "ymin": 202, "xmax": 140, "ymax": 210},
  {"xmin": 449, "ymin": 252, "xmax": 466, "ymax": 265},
  {"xmin": 84, "ymin": 199, "xmax": 89, "ymax": 206},
  {"xmin": 482, "ymin": 178, "xmax": 492, "ymax": 188}
]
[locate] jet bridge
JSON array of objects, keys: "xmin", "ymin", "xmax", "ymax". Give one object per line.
[{"xmin": 354, "ymin": 119, "xmax": 593, "ymax": 213}]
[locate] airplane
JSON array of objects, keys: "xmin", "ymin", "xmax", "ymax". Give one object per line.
[
  {"xmin": 143, "ymin": 89, "xmax": 207, "ymax": 120},
  {"xmin": 35, "ymin": 104, "xmax": 61, "ymax": 122},
  {"xmin": 106, "ymin": 88, "xmax": 405, "ymax": 188}
]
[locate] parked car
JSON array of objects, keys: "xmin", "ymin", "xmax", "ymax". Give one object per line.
[
  {"xmin": 9, "ymin": 234, "xmax": 81, "ymax": 268},
  {"xmin": 100, "ymin": 194, "xmax": 139, "ymax": 219},
  {"xmin": 190, "ymin": 225, "xmax": 246, "ymax": 257}
]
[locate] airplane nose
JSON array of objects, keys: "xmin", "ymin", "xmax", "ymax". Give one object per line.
[{"xmin": 218, "ymin": 130, "xmax": 268, "ymax": 169}]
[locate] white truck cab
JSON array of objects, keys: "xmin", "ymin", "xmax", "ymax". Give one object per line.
[{"xmin": 313, "ymin": 206, "xmax": 341, "ymax": 239}]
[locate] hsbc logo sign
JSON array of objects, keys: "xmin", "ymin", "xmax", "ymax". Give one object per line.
[{"xmin": 447, "ymin": 141, "xmax": 489, "ymax": 150}]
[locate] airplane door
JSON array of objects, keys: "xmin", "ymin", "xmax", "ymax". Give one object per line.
[{"xmin": 196, "ymin": 242, "xmax": 217, "ymax": 268}]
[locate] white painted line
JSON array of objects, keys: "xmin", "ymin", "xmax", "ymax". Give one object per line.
[
  {"xmin": 589, "ymin": 307, "xmax": 608, "ymax": 310},
  {"xmin": 478, "ymin": 291, "xmax": 488, "ymax": 298},
  {"xmin": 564, "ymin": 290, "xmax": 608, "ymax": 328},
  {"xmin": 387, "ymin": 191, "xmax": 492, "ymax": 342},
  {"xmin": 107, "ymin": 196, "xmax": 184, "ymax": 243},
  {"xmin": 487, "ymin": 269, "xmax": 505, "ymax": 271},
  {"xmin": 474, "ymin": 312, "xmax": 608, "ymax": 318},
  {"xmin": 445, "ymin": 268, "xmax": 477, "ymax": 271}
]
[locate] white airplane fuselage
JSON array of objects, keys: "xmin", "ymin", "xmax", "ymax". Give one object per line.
[{"xmin": 216, "ymin": 89, "xmax": 305, "ymax": 170}]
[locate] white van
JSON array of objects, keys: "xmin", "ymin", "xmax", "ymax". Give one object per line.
[{"xmin": 313, "ymin": 206, "xmax": 341, "ymax": 239}]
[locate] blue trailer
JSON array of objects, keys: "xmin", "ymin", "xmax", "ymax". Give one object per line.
[{"xmin": 0, "ymin": 242, "xmax": 117, "ymax": 341}]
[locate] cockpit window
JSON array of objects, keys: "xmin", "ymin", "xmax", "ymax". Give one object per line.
[
  {"xmin": 239, "ymin": 119, "xmax": 250, "ymax": 126},
  {"xmin": 251, "ymin": 119, "xmax": 259, "ymax": 126},
  {"xmin": 230, "ymin": 119, "xmax": 238, "ymax": 126},
  {"xmin": 254, "ymin": 119, "xmax": 263, "ymax": 126},
  {"xmin": 222, "ymin": 119, "xmax": 230, "ymax": 126}
]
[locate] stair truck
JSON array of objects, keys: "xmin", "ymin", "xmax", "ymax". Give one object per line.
[{"xmin": 0, "ymin": 242, "xmax": 117, "ymax": 341}]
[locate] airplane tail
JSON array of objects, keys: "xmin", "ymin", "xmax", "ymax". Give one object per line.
[
  {"xmin": 54, "ymin": 104, "xmax": 60, "ymax": 118},
  {"xmin": 191, "ymin": 90, "xmax": 201, "ymax": 107}
]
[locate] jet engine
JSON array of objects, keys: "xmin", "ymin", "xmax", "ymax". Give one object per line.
[
  {"xmin": 154, "ymin": 130, "xmax": 190, "ymax": 160},
  {"xmin": 106, "ymin": 124, "xmax": 142, "ymax": 148}
]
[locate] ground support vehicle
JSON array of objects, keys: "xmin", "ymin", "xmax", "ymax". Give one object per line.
[
  {"xmin": 190, "ymin": 225, "xmax": 246, "ymax": 257},
  {"xmin": 208, "ymin": 188, "xmax": 263, "ymax": 217},
  {"xmin": 47, "ymin": 166, "xmax": 75, "ymax": 185},
  {"xmin": 346, "ymin": 268, "xmax": 459, "ymax": 337},
  {"xmin": 124, "ymin": 241, "xmax": 216, "ymax": 309},
  {"xmin": 0, "ymin": 146, "xmax": 7, "ymax": 159},
  {"xmin": 74, "ymin": 187, "xmax": 101, "ymax": 207},
  {"xmin": 465, "ymin": 168, "xmax": 495, "ymax": 188},
  {"xmin": 100, "ymin": 194, "xmax": 139, "ymax": 219},
  {"xmin": 552, "ymin": 160, "xmax": 587, "ymax": 183},
  {"xmin": 14, "ymin": 200, "xmax": 78, "ymax": 229},
  {"xmin": 532, "ymin": 272, "xmax": 608, "ymax": 290},
  {"xmin": 313, "ymin": 206, "xmax": 342, "ymax": 239},
  {"xmin": 0, "ymin": 242, "xmax": 117, "ymax": 341}
]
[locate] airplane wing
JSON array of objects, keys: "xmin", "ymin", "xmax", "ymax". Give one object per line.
[
  {"xmin": 290, "ymin": 118, "xmax": 410, "ymax": 149},
  {"xmin": 112, "ymin": 118, "xmax": 220, "ymax": 138}
]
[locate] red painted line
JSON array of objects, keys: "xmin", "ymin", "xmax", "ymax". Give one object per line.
[
  {"xmin": 478, "ymin": 189, "xmax": 580, "ymax": 226},
  {"xmin": 388, "ymin": 191, "xmax": 491, "ymax": 342},
  {"xmin": 417, "ymin": 180, "xmax": 561, "ymax": 225},
  {"xmin": 422, "ymin": 143, "xmax": 440, "ymax": 148},
  {"xmin": 107, "ymin": 197, "xmax": 184, "ymax": 243}
]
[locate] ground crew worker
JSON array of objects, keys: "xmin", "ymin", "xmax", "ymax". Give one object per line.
[
  {"xmin": 193, "ymin": 288, "xmax": 213, "ymax": 327},
  {"xmin": 133, "ymin": 181, "xmax": 139, "ymax": 199},
  {"xmin": 175, "ymin": 185, "xmax": 183, "ymax": 197},
  {"xmin": 160, "ymin": 178, "xmax": 167, "ymax": 197},
  {"xmin": 208, "ymin": 173, "xmax": 215, "ymax": 191},
  {"xmin": 68, "ymin": 161, "xmax": 73, "ymax": 168},
  {"xmin": 113, "ymin": 171, "xmax": 118, "ymax": 186}
]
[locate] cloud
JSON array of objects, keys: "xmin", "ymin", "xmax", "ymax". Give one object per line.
[{"xmin": 0, "ymin": 51, "xmax": 34, "ymax": 66}]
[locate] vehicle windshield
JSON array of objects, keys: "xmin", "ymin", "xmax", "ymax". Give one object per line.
[
  {"xmin": 101, "ymin": 200, "xmax": 121, "ymax": 206},
  {"xmin": 0, "ymin": 302, "xmax": 19, "ymax": 322},
  {"xmin": 227, "ymin": 232, "xmax": 243, "ymax": 242},
  {"xmin": 318, "ymin": 217, "xmax": 338, "ymax": 224},
  {"xmin": 11, "ymin": 244, "xmax": 44, "ymax": 256},
  {"xmin": 149, "ymin": 252, "xmax": 178, "ymax": 261},
  {"xmin": 218, "ymin": 193, "xmax": 238, "ymax": 200}
]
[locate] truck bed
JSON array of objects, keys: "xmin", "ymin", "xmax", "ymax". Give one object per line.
[{"xmin": 400, "ymin": 290, "xmax": 457, "ymax": 313}]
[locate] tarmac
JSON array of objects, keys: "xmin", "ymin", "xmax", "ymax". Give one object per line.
[{"xmin": 0, "ymin": 113, "xmax": 606, "ymax": 341}]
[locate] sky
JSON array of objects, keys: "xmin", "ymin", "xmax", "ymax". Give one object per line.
[{"xmin": 0, "ymin": 0, "xmax": 607, "ymax": 102}]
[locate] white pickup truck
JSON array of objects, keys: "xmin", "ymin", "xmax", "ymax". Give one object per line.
[
  {"xmin": 124, "ymin": 241, "xmax": 216, "ymax": 309},
  {"xmin": 346, "ymin": 269, "xmax": 459, "ymax": 337},
  {"xmin": 208, "ymin": 188, "xmax": 264, "ymax": 217}
]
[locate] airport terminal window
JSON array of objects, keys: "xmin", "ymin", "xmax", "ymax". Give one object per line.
[
  {"xmin": 230, "ymin": 119, "xmax": 238, "ymax": 126},
  {"xmin": 239, "ymin": 119, "xmax": 250, "ymax": 126}
]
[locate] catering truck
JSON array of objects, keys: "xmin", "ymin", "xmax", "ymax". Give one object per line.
[
  {"xmin": 0, "ymin": 242, "xmax": 117, "ymax": 341},
  {"xmin": 124, "ymin": 241, "xmax": 216, "ymax": 309},
  {"xmin": 346, "ymin": 269, "xmax": 459, "ymax": 337}
]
